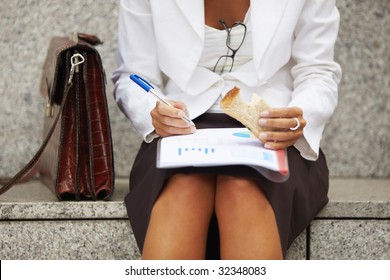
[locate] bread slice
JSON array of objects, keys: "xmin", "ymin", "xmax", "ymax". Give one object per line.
[{"xmin": 220, "ymin": 86, "xmax": 269, "ymax": 136}]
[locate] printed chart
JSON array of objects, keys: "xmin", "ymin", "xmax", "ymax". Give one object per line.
[{"xmin": 157, "ymin": 128, "xmax": 289, "ymax": 182}]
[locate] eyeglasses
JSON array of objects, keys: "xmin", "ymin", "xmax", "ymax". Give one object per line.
[{"xmin": 213, "ymin": 20, "xmax": 247, "ymax": 74}]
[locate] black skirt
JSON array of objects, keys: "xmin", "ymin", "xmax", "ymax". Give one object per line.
[{"xmin": 124, "ymin": 113, "xmax": 329, "ymax": 259}]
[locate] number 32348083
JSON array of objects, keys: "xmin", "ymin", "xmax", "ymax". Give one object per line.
[{"xmin": 218, "ymin": 266, "xmax": 266, "ymax": 276}]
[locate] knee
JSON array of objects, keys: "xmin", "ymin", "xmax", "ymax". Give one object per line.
[
  {"xmin": 215, "ymin": 175, "xmax": 271, "ymax": 212},
  {"xmin": 158, "ymin": 173, "xmax": 216, "ymax": 211}
]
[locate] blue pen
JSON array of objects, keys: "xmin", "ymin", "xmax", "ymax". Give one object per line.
[{"xmin": 130, "ymin": 74, "xmax": 195, "ymax": 126}]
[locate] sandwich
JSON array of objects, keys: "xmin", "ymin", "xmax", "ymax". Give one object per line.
[{"xmin": 220, "ymin": 86, "xmax": 269, "ymax": 136}]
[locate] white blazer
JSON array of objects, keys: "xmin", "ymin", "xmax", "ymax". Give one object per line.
[{"xmin": 112, "ymin": 0, "xmax": 342, "ymax": 160}]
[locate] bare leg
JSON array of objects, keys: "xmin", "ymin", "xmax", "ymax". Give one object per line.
[
  {"xmin": 215, "ymin": 175, "xmax": 283, "ymax": 260},
  {"xmin": 142, "ymin": 173, "xmax": 216, "ymax": 260}
]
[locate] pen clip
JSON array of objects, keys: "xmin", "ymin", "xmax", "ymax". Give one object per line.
[{"xmin": 130, "ymin": 74, "xmax": 154, "ymax": 92}]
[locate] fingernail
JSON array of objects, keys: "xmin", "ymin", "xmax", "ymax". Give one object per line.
[
  {"xmin": 258, "ymin": 119, "xmax": 267, "ymax": 126},
  {"xmin": 190, "ymin": 126, "xmax": 196, "ymax": 133},
  {"xmin": 260, "ymin": 111, "xmax": 269, "ymax": 117},
  {"xmin": 259, "ymin": 132, "xmax": 267, "ymax": 139},
  {"xmin": 264, "ymin": 143, "xmax": 272, "ymax": 149}
]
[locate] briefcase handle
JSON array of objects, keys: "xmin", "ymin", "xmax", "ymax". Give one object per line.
[{"xmin": 0, "ymin": 53, "xmax": 85, "ymax": 195}]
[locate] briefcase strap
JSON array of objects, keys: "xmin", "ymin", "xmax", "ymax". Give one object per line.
[{"xmin": 0, "ymin": 53, "xmax": 85, "ymax": 195}]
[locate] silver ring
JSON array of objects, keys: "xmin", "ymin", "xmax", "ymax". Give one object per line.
[{"xmin": 290, "ymin": 117, "xmax": 300, "ymax": 131}]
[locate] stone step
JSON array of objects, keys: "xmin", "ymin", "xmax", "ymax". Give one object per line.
[{"xmin": 0, "ymin": 178, "xmax": 389, "ymax": 260}]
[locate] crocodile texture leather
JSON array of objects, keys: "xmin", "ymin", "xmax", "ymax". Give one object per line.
[
  {"xmin": 0, "ymin": 33, "xmax": 114, "ymax": 200},
  {"xmin": 38, "ymin": 34, "xmax": 114, "ymax": 200}
]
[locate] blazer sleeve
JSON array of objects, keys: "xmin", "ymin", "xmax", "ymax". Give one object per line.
[
  {"xmin": 289, "ymin": 0, "xmax": 342, "ymax": 160},
  {"xmin": 112, "ymin": 0, "xmax": 163, "ymax": 142}
]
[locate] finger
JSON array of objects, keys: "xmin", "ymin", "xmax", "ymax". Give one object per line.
[
  {"xmin": 258, "ymin": 117, "xmax": 306, "ymax": 131},
  {"xmin": 258, "ymin": 130, "xmax": 303, "ymax": 143},
  {"xmin": 155, "ymin": 101, "xmax": 184, "ymax": 118},
  {"xmin": 260, "ymin": 107, "xmax": 303, "ymax": 118},
  {"xmin": 151, "ymin": 102, "xmax": 196, "ymax": 136},
  {"xmin": 172, "ymin": 101, "xmax": 192, "ymax": 120},
  {"xmin": 172, "ymin": 100, "xmax": 187, "ymax": 111},
  {"xmin": 154, "ymin": 121, "xmax": 196, "ymax": 137},
  {"xmin": 151, "ymin": 110, "xmax": 191, "ymax": 130},
  {"xmin": 152, "ymin": 114, "xmax": 192, "ymax": 128},
  {"xmin": 263, "ymin": 139, "xmax": 296, "ymax": 150}
]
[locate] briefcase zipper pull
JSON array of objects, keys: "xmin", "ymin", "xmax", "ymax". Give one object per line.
[{"xmin": 67, "ymin": 53, "xmax": 85, "ymax": 85}]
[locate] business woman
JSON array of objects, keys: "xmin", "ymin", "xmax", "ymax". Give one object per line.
[{"xmin": 113, "ymin": 0, "xmax": 341, "ymax": 259}]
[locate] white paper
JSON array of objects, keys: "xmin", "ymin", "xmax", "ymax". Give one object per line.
[{"xmin": 157, "ymin": 128, "xmax": 289, "ymax": 182}]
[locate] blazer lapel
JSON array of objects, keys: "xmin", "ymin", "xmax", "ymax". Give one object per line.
[
  {"xmin": 164, "ymin": 0, "xmax": 288, "ymax": 90},
  {"xmin": 174, "ymin": 0, "xmax": 204, "ymax": 40},
  {"xmin": 250, "ymin": 0, "xmax": 288, "ymax": 67}
]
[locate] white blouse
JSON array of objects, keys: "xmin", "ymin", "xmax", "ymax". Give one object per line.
[{"xmin": 199, "ymin": 11, "xmax": 253, "ymax": 112}]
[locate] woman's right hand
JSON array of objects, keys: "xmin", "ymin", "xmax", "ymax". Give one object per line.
[{"xmin": 150, "ymin": 100, "xmax": 196, "ymax": 137}]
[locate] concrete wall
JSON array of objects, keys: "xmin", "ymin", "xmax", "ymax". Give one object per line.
[{"xmin": 0, "ymin": 0, "xmax": 389, "ymax": 178}]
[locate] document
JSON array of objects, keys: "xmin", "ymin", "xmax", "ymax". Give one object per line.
[{"xmin": 157, "ymin": 128, "xmax": 289, "ymax": 182}]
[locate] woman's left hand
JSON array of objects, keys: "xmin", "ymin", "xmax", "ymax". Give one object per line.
[{"xmin": 257, "ymin": 107, "xmax": 306, "ymax": 150}]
